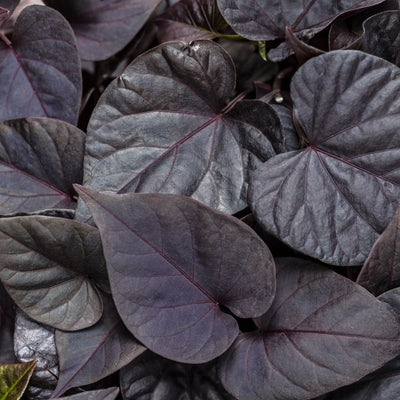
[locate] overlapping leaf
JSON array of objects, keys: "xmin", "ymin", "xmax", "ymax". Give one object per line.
[
  {"xmin": 77, "ymin": 40, "xmax": 280, "ymax": 221},
  {"xmin": 218, "ymin": 258, "xmax": 400, "ymax": 400},
  {"xmin": 249, "ymin": 50, "xmax": 400, "ymax": 265},
  {"xmin": 0, "ymin": 5, "xmax": 81, "ymax": 124},
  {"xmin": 14, "ymin": 310, "xmax": 58, "ymax": 399},
  {"xmin": 53, "ymin": 294, "xmax": 146, "ymax": 397},
  {"xmin": 357, "ymin": 206, "xmax": 400, "ymax": 295},
  {"xmin": 44, "ymin": 0, "xmax": 161, "ymax": 61},
  {"xmin": 76, "ymin": 186, "xmax": 276, "ymax": 363},
  {"xmin": 120, "ymin": 351, "xmax": 236, "ymax": 400},
  {"xmin": 0, "ymin": 360, "xmax": 36, "ymax": 400},
  {"xmin": 0, "ymin": 118, "xmax": 85, "ymax": 215},
  {"xmin": 156, "ymin": 0, "xmax": 227, "ymax": 43},
  {"xmin": 0, "ymin": 216, "xmax": 107, "ymax": 330},
  {"xmin": 216, "ymin": 0, "xmax": 384, "ymax": 41}
]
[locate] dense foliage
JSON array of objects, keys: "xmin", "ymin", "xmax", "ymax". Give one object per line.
[{"xmin": 1, "ymin": 0, "xmax": 400, "ymax": 399}]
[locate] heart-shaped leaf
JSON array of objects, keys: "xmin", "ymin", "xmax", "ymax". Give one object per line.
[
  {"xmin": 0, "ymin": 118, "xmax": 85, "ymax": 215},
  {"xmin": 44, "ymin": 0, "xmax": 161, "ymax": 61},
  {"xmin": 0, "ymin": 283, "xmax": 15, "ymax": 364},
  {"xmin": 53, "ymin": 294, "xmax": 146, "ymax": 397},
  {"xmin": 0, "ymin": 216, "xmax": 106, "ymax": 330},
  {"xmin": 0, "ymin": 360, "xmax": 36, "ymax": 400},
  {"xmin": 216, "ymin": 0, "xmax": 384, "ymax": 41},
  {"xmin": 77, "ymin": 40, "xmax": 280, "ymax": 221},
  {"xmin": 51, "ymin": 387, "xmax": 119, "ymax": 400},
  {"xmin": 218, "ymin": 257, "xmax": 400, "ymax": 400},
  {"xmin": 76, "ymin": 186, "xmax": 276, "ymax": 363},
  {"xmin": 14, "ymin": 310, "xmax": 58, "ymax": 399},
  {"xmin": 120, "ymin": 351, "xmax": 236, "ymax": 400},
  {"xmin": 0, "ymin": 5, "xmax": 82, "ymax": 124},
  {"xmin": 357, "ymin": 205, "xmax": 400, "ymax": 295},
  {"xmin": 249, "ymin": 50, "xmax": 400, "ymax": 265},
  {"xmin": 156, "ymin": 0, "xmax": 227, "ymax": 43}
]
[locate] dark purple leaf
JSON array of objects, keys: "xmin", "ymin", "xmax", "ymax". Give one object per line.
[
  {"xmin": 0, "ymin": 216, "xmax": 107, "ymax": 330},
  {"xmin": 216, "ymin": 0, "xmax": 384, "ymax": 41},
  {"xmin": 249, "ymin": 50, "xmax": 400, "ymax": 265},
  {"xmin": 14, "ymin": 309, "xmax": 58, "ymax": 400},
  {"xmin": 53, "ymin": 294, "xmax": 146, "ymax": 398},
  {"xmin": 156, "ymin": 0, "xmax": 227, "ymax": 43},
  {"xmin": 0, "ymin": 5, "xmax": 82, "ymax": 124},
  {"xmin": 0, "ymin": 118, "xmax": 85, "ymax": 215},
  {"xmin": 120, "ymin": 351, "xmax": 236, "ymax": 400},
  {"xmin": 77, "ymin": 41, "xmax": 280, "ymax": 222},
  {"xmin": 357, "ymin": 11, "xmax": 400, "ymax": 66},
  {"xmin": 43, "ymin": 0, "xmax": 161, "ymax": 61},
  {"xmin": 0, "ymin": 0, "xmax": 18, "ymax": 12},
  {"xmin": 0, "ymin": 281, "xmax": 15, "ymax": 364},
  {"xmin": 218, "ymin": 257, "xmax": 400, "ymax": 400},
  {"xmin": 52, "ymin": 387, "xmax": 119, "ymax": 400},
  {"xmin": 75, "ymin": 186, "xmax": 276, "ymax": 363},
  {"xmin": 357, "ymin": 205, "xmax": 400, "ymax": 295}
]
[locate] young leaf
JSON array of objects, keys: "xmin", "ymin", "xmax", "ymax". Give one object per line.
[
  {"xmin": 216, "ymin": 0, "xmax": 384, "ymax": 41},
  {"xmin": 53, "ymin": 294, "xmax": 146, "ymax": 398},
  {"xmin": 51, "ymin": 387, "xmax": 119, "ymax": 400},
  {"xmin": 0, "ymin": 5, "xmax": 82, "ymax": 124},
  {"xmin": 156, "ymin": 0, "xmax": 227, "ymax": 43},
  {"xmin": 44, "ymin": 0, "xmax": 161, "ymax": 61},
  {"xmin": 0, "ymin": 216, "xmax": 106, "ymax": 330},
  {"xmin": 75, "ymin": 186, "xmax": 276, "ymax": 363},
  {"xmin": 0, "ymin": 283, "xmax": 15, "ymax": 364},
  {"xmin": 218, "ymin": 257, "xmax": 400, "ymax": 400},
  {"xmin": 357, "ymin": 205, "xmax": 400, "ymax": 295},
  {"xmin": 249, "ymin": 50, "xmax": 400, "ymax": 265},
  {"xmin": 120, "ymin": 351, "xmax": 236, "ymax": 400},
  {"xmin": 77, "ymin": 40, "xmax": 280, "ymax": 221},
  {"xmin": 0, "ymin": 118, "xmax": 85, "ymax": 215},
  {"xmin": 14, "ymin": 310, "xmax": 58, "ymax": 399},
  {"xmin": 0, "ymin": 360, "xmax": 37, "ymax": 400}
]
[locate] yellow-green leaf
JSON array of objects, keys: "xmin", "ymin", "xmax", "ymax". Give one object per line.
[{"xmin": 0, "ymin": 360, "xmax": 37, "ymax": 400}]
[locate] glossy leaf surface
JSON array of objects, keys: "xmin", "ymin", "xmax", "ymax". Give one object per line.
[
  {"xmin": 120, "ymin": 351, "xmax": 236, "ymax": 400},
  {"xmin": 52, "ymin": 387, "xmax": 119, "ymax": 400},
  {"xmin": 0, "ymin": 360, "xmax": 36, "ymax": 400},
  {"xmin": 0, "ymin": 5, "xmax": 81, "ymax": 124},
  {"xmin": 76, "ymin": 186, "xmax": 276, "ymax": 363},
  {"xmin": 53, "ymin": 294, "xmax": 146, "ymax": 397},
  {"xmin": 0, "ymin": 283, "xmax": 15, "ymax": 364},
  {"xmin": 14, "ymin": 310, "xmax": 58, "ymax": 400},
  {"xmin": 0, "ymin": 118, "xmax": 85, "ymax": 215},
  {"xmin": 156, "ymin": 0, "xmax": 227, "ymax": 43},
  {"xmin": 216, "ymin": 0, "xmax": 384, "ymax": 41},
  {"xmin": 44, "ymin": 0, "xmax": 161, "ymax": 61},
  {"xmin": 218, "ymin": 257, "xmax": 400, "ymax": 400},
  {"xmin": 249, "ymin": 51, "xmax": 400, "ymax": 265},
  {"xmin": 0, "ymin": 216, "xmax": 106, "ymax": 330},
  {"xmin": 357, "ymin": 205, "xmax": 400, "ymax": 295},
  {"xmin": 78, "ymin": 41, "xmax": 279, "ymax": 221}
]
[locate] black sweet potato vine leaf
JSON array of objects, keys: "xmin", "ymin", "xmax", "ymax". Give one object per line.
[
  {"xmin": 0, "ymin": 5, "xmax": 82, "ymax": 124},
  {"xmin": 0, "ymin": 216, "xmax": 107, "ymax": 330},
  {"xmin": 218, "ymin": 257, "xmax": 400, "ymax": 400},
  {"xmin": 0, "ymin": 118, "xmax": 85, "ymax": 215},
  {"xmin": 77, "ymin": 40, "xmax": 281, "ymax": 221},
  {"xmin": 216, "ymin": 0, "xmax": 384, "ymax": 41},
  {"xmin": 249, "ymin": 50, "xmax": 400, "ymax": 265},
  {"xmin": 76, "ymin": 186, "xmax": 276, "ymax": 363},
  {"xmin": 43, "ymin": 0, "xmax": 162, "ymax": 61}
]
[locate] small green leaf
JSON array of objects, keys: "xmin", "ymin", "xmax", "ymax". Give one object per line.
[
  {"xmin": 0, "ymin": 360, "xmax": 37, "ymax": 400},
  {"xmin": 258, "ymin": 41, "xmax": 267, "ymax": 61}
]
